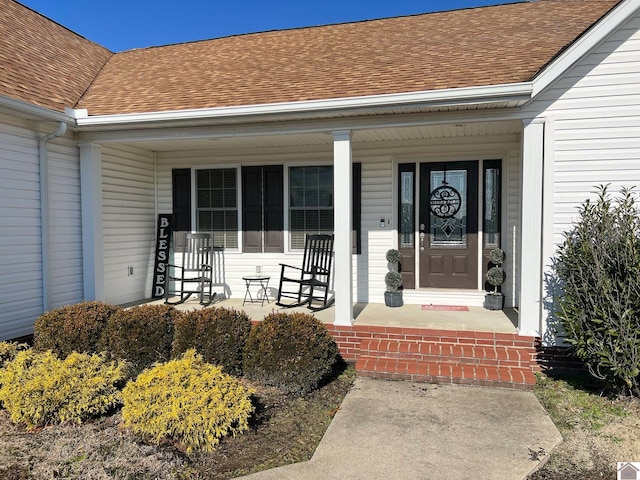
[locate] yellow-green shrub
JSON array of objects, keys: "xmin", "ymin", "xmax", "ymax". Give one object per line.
[
  {"xmin": 0, "ymin": 350, "xmax": 129, "ymax": 429},
  {"xmin": 0, "ymin": 341, "xmax": 29, "ymax": 368},
  {"xmin": 34, "ymin": 301, "xmax": 121, "ymax": 358},
  {"xmin": 121, "ymin": 350, "xmax": 254, "ymax": 453}
]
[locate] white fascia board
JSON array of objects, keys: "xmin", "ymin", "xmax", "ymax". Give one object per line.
[
  {"xmin": 75, "ymin": 82, "xmax": 533, "ymax": 127},
  {"xmin": 532, "ymin": 0, "xmax": 640, "ymax": 97},
  {"xmin": 0, "ymin": 94, "xmax": 74, "ymax": 124}
]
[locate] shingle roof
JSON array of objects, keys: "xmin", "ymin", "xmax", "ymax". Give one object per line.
[
  {"xmin": 2, "ymin": 0, "xmax": 622, "ymax": 116},
  {"xmin": 0, "ymin": 0, "xmax": 112, "ymax": 113}
]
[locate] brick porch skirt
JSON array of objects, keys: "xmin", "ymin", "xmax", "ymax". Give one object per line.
[{"xmin": 326, "ymin": 325, "xmax": 539, "ymax": 390}]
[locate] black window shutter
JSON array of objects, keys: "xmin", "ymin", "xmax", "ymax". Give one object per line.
[
  {"xmin": 352, "ymin": 162, "xmax": 362, "ymax": 254},
  {"xmin": 242, "ymin": 166, "xmax": 263, "ymax": 253},
  {"xmin": 263, "ymin": 165, "xmax": 284, "ymax": 253},
  {"xmin": 172, "ymin": 168, "xmax": 191, "ymax": 249}
]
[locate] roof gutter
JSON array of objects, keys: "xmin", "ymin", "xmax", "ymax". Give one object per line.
[
  {"xmin": 0, "ymin": 94, "xmax": 75, "ymax": 123},
  {"xmin": 75, "ymin": 82, "xmax": 533, "ymax": 127},
  {"xmin": 39, "ymin": 122, "xmax": 68, "ymax": 313}
]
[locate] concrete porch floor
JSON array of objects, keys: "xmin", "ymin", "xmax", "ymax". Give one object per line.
[{"xmin": 153, "ymin": 295, "xmax": 518, "ymax": 334}]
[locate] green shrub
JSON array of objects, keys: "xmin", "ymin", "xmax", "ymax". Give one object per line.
[
  {"xmin": 34, "ymin": 301, "xmax": 120, "ymax": 357},
  {"xmin": 555, "ymin": 185, "xmax": 640, "ymax": 396},
  {"xmin": 386, "ymin": 248, "xmax": 401, "ymax": 264},
  {"xmin": 0, "ymin": 350, "xmax": 128, "ymax": 429},
  {"xmin": 486, "ymin": 248, "xmax": 506, "ymax": 294},
  {"xmin": 385, "ymin": 271, "xmax": 403, "ymax": 293},
  {"xmin": 172, "ymin": 307, "xmax": 252, "ymax": 376},
  {"xmin": 98, "ymin": 304, "xmax": 181, "ymax": 375},
  {"xmin": 121, "ymin": 349, "xmax": 254, "ymax": 453},
  {"xmin": 243, "ymin": 312, "xmax": 339, "ymax": 395},
  {"xmin": 0, "ymin": 341, "xmax": 29, "ymax": 368}
]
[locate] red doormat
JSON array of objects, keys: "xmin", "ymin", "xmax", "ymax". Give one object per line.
[{"xmin": 421, "ymin": 305, "xmax": 469, "ymax": 311}]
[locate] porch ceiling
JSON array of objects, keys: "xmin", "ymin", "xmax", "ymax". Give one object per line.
[{"xmin": 111, "ymin": 119, "xmax": 522, "ymax": 152}]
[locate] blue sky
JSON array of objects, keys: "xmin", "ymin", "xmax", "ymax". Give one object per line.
[{"xmin": 18, "ymin": 0, "xmax": 517, "ymax": 52}]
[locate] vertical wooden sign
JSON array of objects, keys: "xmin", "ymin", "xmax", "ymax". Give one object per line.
[{"xmin": 151, "ymin": 214, "xmax": 172, "ymax": 298}]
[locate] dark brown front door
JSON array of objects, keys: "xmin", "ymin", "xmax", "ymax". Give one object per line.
[{"xmin": 419, "ymin": 161, "xmax": 478, "ymax": 289}]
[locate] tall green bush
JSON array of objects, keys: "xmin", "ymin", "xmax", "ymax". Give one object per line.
[
  {"xmin": 34, "ymin": 301, "xmax": 121, "ymax": 358},
  {"xmin": 172, "ymin": 307, "xmax": 252, "ymax": 376},
  {"xmin": 555, "ymin": 185, "xmax": 640, "ymax": 396}
]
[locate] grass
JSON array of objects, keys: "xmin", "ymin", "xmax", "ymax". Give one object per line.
[
  {"xmin": 0, "ymin": 364, "xmax": 356, "ymax": 479},
  {"xmin": 530, "ymin": 373, "xmax": 640, "ymax": 480}
]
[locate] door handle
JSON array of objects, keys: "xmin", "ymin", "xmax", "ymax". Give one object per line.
[{"xmin": 419, "ymin": 232, "xmax": 425, "ymax": 251}]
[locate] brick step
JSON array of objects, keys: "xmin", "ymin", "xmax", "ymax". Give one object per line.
[
  {"xmin": 355, "ymin": 356, "xmax": 536, "ymax": 390},
  {"xmin": 359, "ymin": 339, "xmax": 537, "ymax": 369}
]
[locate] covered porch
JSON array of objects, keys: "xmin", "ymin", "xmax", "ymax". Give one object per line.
[
  {"xmin": 146, "ymin": 296, "xmax": 537, "ymax": 389},
  {"xmin": 77, "ymin": 91, "xmax": 550, "ymax": 357}
]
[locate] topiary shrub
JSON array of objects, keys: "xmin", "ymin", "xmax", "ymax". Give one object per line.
[
  {"xmin": 385, "ymin": 271, "xmax": 403, "ymax": 293},
  {"xmin": 121, "ymin": 349, "xmax": 254, "ymax": 453},
  {"xmin": 0, "ymin": 350, "xmax": 129, "ymax": 429},
  {"xmin": 0, "ymin": 341, "xmax": 29, "ymax": 369},
  {"xmin": 385, "ymin": 248, "xmax": 402, "ymax": 265},
  {"xmin": 98, "ymin": 304, "xmax": 181, "ymax": 375},
  {"xmin": 486, "ymin": 248, "xmax": 506, "ymax": 295},
  {"xmin": 172, "ymin": 307, "xmax": 252, "ymax": 376},
  {"xmin": 555, "ymin": 185, "xmax": 640, "ymax": 396},
  {"xmin": 243, "ymin": 312, "xmax": 339, "ymax": 395},
  {"xmin": 34, "ymin": 301, "xmax": 120, "ymax": 358}
]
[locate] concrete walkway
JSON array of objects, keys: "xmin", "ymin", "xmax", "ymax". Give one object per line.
[{"xmin": 241, "ymin": 378, "xmax": 561, "ymax": 480}]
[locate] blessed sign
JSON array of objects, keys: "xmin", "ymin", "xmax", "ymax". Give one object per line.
[{"xmin": 151, "ymin": 214, "xmax": 172, "ymax": 299}]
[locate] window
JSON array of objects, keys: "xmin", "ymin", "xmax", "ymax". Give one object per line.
[
  {"xmin": 483, "ymin": 161, "xmax": 501, "ymax": 248},
  {"xmin": 400, "ymin": 169, "xmax": 414, "ymax": 248},
  {"xmin": 172, "ymin": 164, "xmax": 360, "ymax": 253},
  {"xmin": 196, "ymin": 168, "xmax": 238, "ymax": 249},
  {"xmin": 289, "ymin": 166, "xmax": 333, "ymax": 250}
]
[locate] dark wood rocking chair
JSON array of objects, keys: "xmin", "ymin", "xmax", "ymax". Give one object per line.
[
  {"xmin": 165, "ymin": 232, "xmax": 216, "ymax": 305},
  {"xmin": 276, "ymin": 234, "xmax": 334, "ymax": 311}
]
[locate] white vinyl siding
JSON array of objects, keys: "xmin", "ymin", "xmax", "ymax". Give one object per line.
[
  {"xmin": 102, "ymin": 145, "xmax": 156, "ymax": 305},
  {"xmin": 0, "ymin": 115, "xmax": 42, "ymax": 339},
  {"xmin": 0, "ymin": 113, "xmax": 83, "ymax": 340},
  {"xmin": 528, "ymin": 12, "xmax": 640, "ymax": 244},
  {"xmin": 47, "ymin": 135, "xmax": 84, "ymax": 308}
]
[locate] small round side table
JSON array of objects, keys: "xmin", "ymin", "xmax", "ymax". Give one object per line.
[{"xmin": 242, "ymin": 275, "xmax": 270, "ymax": 307}]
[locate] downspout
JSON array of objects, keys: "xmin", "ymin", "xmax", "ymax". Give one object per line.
[{"xmin": 38, "ymin": 122, "xmax": 68, "ymax": 313}]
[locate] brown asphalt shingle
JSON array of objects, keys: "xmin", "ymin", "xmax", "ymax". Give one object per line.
[
  {"xmin": 2, "ymin": 0, "xmax": 621, "ymax": 116},
  {"xmin": 0, "ymin": 0, "xmax": 112, "ymax": 113}
]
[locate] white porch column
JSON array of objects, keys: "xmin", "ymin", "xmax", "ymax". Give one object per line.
[
  {"xmin": 332, "ymin": 130, "xmax": 354, "ymax": 326},
  {"xmin": 518, "ymin": 118, "xmax": 545, "ymax": 337},
  {"xmin": 79, "ymin": 143, "xmax": 105, "ymax": 301}
]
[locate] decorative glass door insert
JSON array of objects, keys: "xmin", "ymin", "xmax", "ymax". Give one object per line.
[{"xmin": 429, "ymin": 169, "xmax": 467, "ymax": 247}]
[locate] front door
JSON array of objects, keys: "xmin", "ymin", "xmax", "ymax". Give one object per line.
[{"xmin": 419, "ymin": 161, "xmax": 478, "ymax": 289}]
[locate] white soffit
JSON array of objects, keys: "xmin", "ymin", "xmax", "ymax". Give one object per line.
[{"xmin": 75, "ymin": 83, "xmax": 533, "ymax": 129}]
